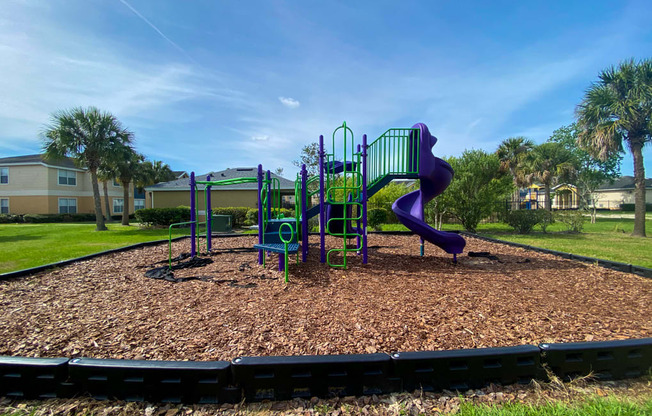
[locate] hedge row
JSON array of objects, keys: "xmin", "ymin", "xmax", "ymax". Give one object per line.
[
  {"xmin": 620, "ymin": 203, "xmax": 652, "ymax": 212},
  {"xmin": 0, "ymin": 213, "xmax": 98, "ymax": 224}
]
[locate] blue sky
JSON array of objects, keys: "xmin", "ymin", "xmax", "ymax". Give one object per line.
[{"xmin": 1, "ymin": 0, "xmax": 650, "ymax": 178}]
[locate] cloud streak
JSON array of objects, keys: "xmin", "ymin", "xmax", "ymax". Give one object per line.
[{"xmin": 278, "ymin": 97, "xmax": 300, "ymax": 109}]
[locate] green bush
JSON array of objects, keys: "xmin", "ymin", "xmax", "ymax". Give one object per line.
[
  {"xmin": 23, "ymin": 214, "xmax": 64, "ymax": 223},
  {"xmin": 620, "ymin": 203, "xmax": 652, "ymax": 212},
  {"xmin": 539, "ymin": 210, "xmax": 555, "ymax": 233},
  {"xmin": 0, "ymin": 214, "xmax": 22, "ymax": 223},
  {"xmin": 506, "ymin": 209, "xmax": 543, "ymax": 234},
  {"xmin": 110, "ymin": 214, "xmax": 135, "ymax": 221},
  {"xmin": 135, "ymin": 207, "xmax": 191, "ymax": 226},
  {"xmin": 368, "ymin": 208, "xmax": 388, "ymax": 231},
  {"xmin": 245, "ymin": 208, "xmax": 258, "ymax": 226},
  {"xmin": 556, "ymin": 210, "xmax": 585, "ymax": 233}
]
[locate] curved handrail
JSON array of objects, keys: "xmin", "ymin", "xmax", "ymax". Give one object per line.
[{"xmin": 279, "ymin": 222, "xmax": 294, "ymax": 283}]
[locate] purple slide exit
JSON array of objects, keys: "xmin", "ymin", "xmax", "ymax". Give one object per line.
[{"xmin": 391, "ymin": 123, "xmax": 466, "ymax": 255}]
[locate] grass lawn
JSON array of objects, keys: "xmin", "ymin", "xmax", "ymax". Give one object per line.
[
  {"xmin": 0, "ymin": 222, "xmax": 193, "ymax": 274},
  {"xmin": 380, "ymin": 217, "xmax": 652, "ymax": 268}
]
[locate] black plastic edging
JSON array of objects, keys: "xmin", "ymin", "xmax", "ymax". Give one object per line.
[
  {"xmin": 1, "ymin": 338, "xmax": 651, "ymax": 403},
  {"xmin": 460, "ymin": 232, "xmax": 652, "ymax": 279}
]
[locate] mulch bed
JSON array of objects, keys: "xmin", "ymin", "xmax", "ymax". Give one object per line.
[{"xmin": 0, "ymin": 234, "xmax": 650, "ymax": 361}]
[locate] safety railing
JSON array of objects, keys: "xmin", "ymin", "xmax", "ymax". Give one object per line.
[{"xmin": 366, "ymin": 128, "xmax": 420, "ymax": 188}]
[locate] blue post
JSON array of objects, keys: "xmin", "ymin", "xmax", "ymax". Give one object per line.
[
  {"xmin": 362, "ymin": 134, "xmax": 368, "ymax": 264},
  {"xmin": 206, "ymin": 175, "xmax": 212, "ymax": 252},
  {"xmin": 319, "ymin": 135, "xmax": 326, "ymax": 263},
  {"xmin": 257, "ymin": 165, "xmax": 263, "ymax": 264},
  {"xmin": 301, "ymin": 164, "xmax": 308, "ymax": 262},
  {"xmin": 190, "ymin": 172, "xmax": 196, "ymax": 258}
]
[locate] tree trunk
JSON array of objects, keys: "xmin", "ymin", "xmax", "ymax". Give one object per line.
[
  {"xmin": 544, "ymin": 184, "xmax": 552, "ymax": 211},
  {"xmin": 512, "ymin": 188, "xmax": 520, "ymax": 210},
  {"xmin": 630, "ymin": 140, "xmax": 646, "ymax": 237},
  {"xmin": 90, "ymin": 170, "xmax": 107, "ymax": 231},
  {"xmin": 122, "ymin": 180, "xmax": 130, "ymax": 226},
  {"xmin": 102, "ymin": 180, "xmax": 111, "ymax": 223}
]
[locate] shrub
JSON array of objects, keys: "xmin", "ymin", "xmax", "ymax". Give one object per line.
[
  {"xmin": 368, "ymin": 208, "xmax": 388, "ymax": 231},
  {"xmin": 23, "ymin": 214, "xmax": 64, "ymax": 223},
  {"xmin": 539, "ymin": 210, "xmax": 555, "ymax": 233},
  {"xmin": 135, "ymin": 207, "xmax": 191, "ymax": 226},
  {"xmin": 556, "ymin": 210, "xmax": 585, "ymax": 233},
  {"xmin": 620, "ymin": 203, "xmax": 652, "ymax": 212},
  {"xmin": 0, "ymin": 214, "xmax": 22, "ymax": 223},
  {"xmin": 506, "ymin": 209, "xmax": 543, "ymax": 234},
  {"xmin": 110, "ymin": 214, "xmax": 135, "ymax": 221},
  {"xmin": 245, "ymin": 208, "xmax": 258, "ymax": 226}
]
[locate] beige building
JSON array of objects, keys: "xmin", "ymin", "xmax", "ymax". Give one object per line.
[
  {"xmin": 146, "ymin": 167, "xmax": 295, "ymax": 211},
  {"xmin": 0, "ymin": 154, "xmax": 142, "ymax": 216},
  {"xmin": 592, "ymin": 176, "xmax": 652, "ymax": 210}
]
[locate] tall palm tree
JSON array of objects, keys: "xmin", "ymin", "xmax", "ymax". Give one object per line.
[
  {"xmin": 525, "ymin": 142, "xmax": 577, "ymax": 211},
  {"xmin": 96, "ymin": 167, "xmax": 114, "ymax": 223},
  {"xmin": 111, "ymin": 142, "xmax": 143, "ymax": 226},
  {"xmin": 576, "ymin": 58, "xmax": 652, "ymax": 237},
  {"xmin": 496, "ymin": 137, "xmax": 534, "ymax": 209},
  {"xmin": 43, "ymin": 107, "xmax": 132, "ymax": 231},
  {"xmin": 149, "ymin": 160, "xmax": 176, "ymax": 183}
]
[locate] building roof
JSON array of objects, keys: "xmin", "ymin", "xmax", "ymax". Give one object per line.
[
  {"xmin": 172, "ymin": 170, "xmax": 188, "ymax": 179},
  {"xmin": 146, "ymin": 167, "xmax": 295, "ymax": 191},
  {"xmin": 0, "ymin": 154, "xmax": 78, "ymax": 169},
  {"xmin": 597, "ymin": 176, "xmax": 652, "ymax": 191}
]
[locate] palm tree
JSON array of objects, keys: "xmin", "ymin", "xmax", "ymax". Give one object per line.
[
  {"xmin": 96, "ymin": 167, "xmax": 114, "ymax": 223},
  {"xmin": 525, "ymin": 142, "xmax": 577, "ymax": 211},
  {"xmin": 149, "ymin": 160, "xmax": 176, "ymax": 183},
  {"xmin": 576, "ymin": 59, "xmax": 652, "ymax": 237},
  {"xmin": 43, "ymin": 107, "xmax": 132, "ymax": 231},
  {"xmin": 111, "ymin": 142, "xmax": 143, "ymax": 226},
  {"xmin": 496, "ymin": 137, "xmax": 534, "ymax": 209}
]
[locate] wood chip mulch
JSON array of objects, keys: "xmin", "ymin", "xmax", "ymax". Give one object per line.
[{"xmin": 0, "ymin": 234, "xmax": 650, "ymax": 361}]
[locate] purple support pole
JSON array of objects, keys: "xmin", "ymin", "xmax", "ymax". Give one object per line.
[
  {"xmin": 257, "ymin": 165, "xmax": 263, "ymax": 264},
  {"xmin": 206, "ymin": 175, "xmax": 212, "ymax": 252},
  {"xmin": 190, "ymin": 172, "xmax": 196, "ymax": 258},
  {"xmin": 278, "ymin": 254, "xmax": 284, "ymax": 271},
  {"xmin": 301, "ymin": 164, "xmax": 308, "ymax": 262},
  {"xmin": 319, "ymin": 135, "xmax": 326, "ymax": 263},
  {"xmin": 362, "ymin": 134, "xmax": 368, "ymax": 264},
  {"xmin": 356, "ymin": 144, "xmax": 361, "ymax": 255},
  {"xmin": 266, "ymin": 170, "xmax": 271, "ymax": 221}
]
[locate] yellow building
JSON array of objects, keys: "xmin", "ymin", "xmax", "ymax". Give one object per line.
[
  {"xmin": 521, "ymin": 183, "xmax": 579, "ymax": 210},
  {"xmin": 593, "ymin": 176, "xmax": 652, "ymax": 210},
  {"xmin": 0, "ymin": 154, "xmax": 141, "ymax": 216}
]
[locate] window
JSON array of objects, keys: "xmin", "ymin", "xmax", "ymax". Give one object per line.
[
  {"xmin": 113, "ymin": 179, "xmax": 120, "ymax": 187},
  {"xmin": 58, "ymin": 169, "xmax": 77, "ymax": 186},
  {"xmin": 1, "ymin": 199, "xmax": 8, "ymax": 214},
  {"xmin": 0, "ymin": 167, "xmax": 8, "ymax": 184},
  {"xmin": 113, "ymin": 198, "xmax": 124, "ymax": 214},
  {"xmin": 134, "ymin": 199, "xmax": 145, "ymax": 211},
  {"xmin": 58, "ymin": 198, "xmax": 77, "ymax": 214}
]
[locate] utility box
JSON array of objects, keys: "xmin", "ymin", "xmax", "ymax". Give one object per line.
[{"xmin": 211, "ymin": 215, "xmax": 232, "ymax": 232}]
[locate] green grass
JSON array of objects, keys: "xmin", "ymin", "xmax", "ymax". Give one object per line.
[
  {"xmin": 458, "ymin": 396, "xmax": 652, "ymax": 416},
  {"xmin": 0, "ymin": 223, "xmax": 193, "ymax": 274},
  {"xmin": 380, "ymin": 217, "xmax": 652, "ymax": 268}
]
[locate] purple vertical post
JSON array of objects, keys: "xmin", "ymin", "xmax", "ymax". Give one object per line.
[
  {"xmin": 190, "ymin": 172, "xmax": 196, "ymax": 258},
  {"xmin": 206, "ymin": 175, "xmax": 212, "ymax": 252},
  {"xmin": 266, "ymin": 170, "xmax": 271, "ymax": 221},
  {"xmin": 362, "ymin": 134, "xmax": 368, "ymax": 264},
  {"xmin": 301, "ymin": 164, "xmax": 308, "ymax": 262},
  {"xmin": 257, "ymin": 165, "xmax": 263, "ymax": 264},
  {"xmin": 356, "ymin": 144, "xmax": 361, "ymax": 255},
  {"xmin": 318, "ymin": 135, "xmax": 326, "ymax": 263}
]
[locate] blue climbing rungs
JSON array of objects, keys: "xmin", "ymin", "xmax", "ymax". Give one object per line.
[{"xmin": 254, "ymin": 243, "xmax": 299, "ymax": 254}]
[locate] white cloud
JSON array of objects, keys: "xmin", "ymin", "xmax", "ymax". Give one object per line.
[
  {"xmin": 278, "ymin": 96, "xmax": 300, "ymax": 109},
  {"xmin": 250, "ymin": 135, "xmax": 269, "ymax": 141}
]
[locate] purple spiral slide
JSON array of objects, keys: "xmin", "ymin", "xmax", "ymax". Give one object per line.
[{"xmin": 391, "ymin": 123, "xmax": 466, "ymax": 254}]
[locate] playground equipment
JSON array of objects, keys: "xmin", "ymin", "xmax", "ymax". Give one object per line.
[{"xmin": 180, "ymin": 121, "xmax": 466, "ymax": 278}]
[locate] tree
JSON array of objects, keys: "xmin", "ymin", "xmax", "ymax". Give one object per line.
[
  {"xmin": 292, "ymin": 142, "xmax": 319, "ymax": 176},
  {"xmin": 43, "ymin": 107, "xmax": 132, "ymax": 231},
  {"xmin": 496, "ymin": 137, "xmax": 534, "ymax": 209},
  {"xmin": 576, "ymin": 58, "xmax": 652, "ymax": 237},
  {"xmin": 549, "ymin": 123, "xmax": 621, "ymax": 222},
  {"xmin": 442, "ymin": 150, "xmax": 513, "ymax": 232},
  {"xmin": 96, "ymin": 167, "xmax": 114, "ymax": 223},
  {"xmin": 148, "ymin": 160, "xmax": 176, "ymax": 184},
  {"xmin": 111, "ymin": 143, "xmax": 143, "ymax": 226},
  {"xmin": 525, "ymin": 142, "xmax": 577, "ymax": 211}
]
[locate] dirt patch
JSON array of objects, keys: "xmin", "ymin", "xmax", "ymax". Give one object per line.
[{"xmin": 0, "ymin": 235, "xmax": 650, "ymax": 361}]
